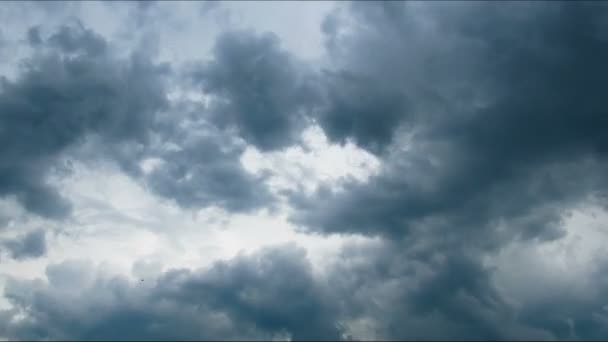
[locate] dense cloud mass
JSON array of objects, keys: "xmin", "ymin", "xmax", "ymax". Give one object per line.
[
  {"xmin": 192, "ymin": 30, "xmax": 319, "ymax": 151},
  {"xmin": 0, "ymin": 19, "xmax": 275, "ymax": 218},
  {"xmin": 0, "ymin": 245, "xmax": 341, "ymax": 341},
  {"xmin": 142, "ymin": 121, "xmax": 274, "ymax": 212},
  {"xmin": 0, "ymin": 20, "xmax": 167, "ymax": 218},
  {"xmin": 292, "ymin": 2, "xmax": 608, "ymax": 243},
  {"xmin": 3, "ymin": 1, "xmax": 608, "ymax": 341},
  {"xmin": 0, "ymin": 229, "xmax": 46, "ymax": 260},
  {"xmin": 5, "ymin": 239, "xmax": 608, "ymax": 341}
]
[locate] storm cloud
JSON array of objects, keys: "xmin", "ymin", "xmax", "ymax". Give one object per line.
[
  {"xmin": 5, "ymin": 238, "xmax": 608, "ymax": 341},
  {"xmin": 0, "ymin": 20, "xmax": 167, "ymax": 218},
  {"xmin": 292, "ymin": 2, "xmax": 608, "ymax": 245},
  {"xmin": 0, "ymin": 20, "xmax": 276, "ymax": 218},
  {"xmin": 192, "ymin": 30, "xmax": 319, "ymax": 151},
  {"xmin": 0, "ymin": 229, "xmax": 46, "ymax": 260},
  {"xmin": 141, "ymin": 120, "xmax": 274, "ymax": 212},
  {"xmin": 3, "ymin": 1, "xmax": 608, "ymax": 341},
  {"xmin": 0, "ymin": 245, "xmax": 341, "ymax": 341}
]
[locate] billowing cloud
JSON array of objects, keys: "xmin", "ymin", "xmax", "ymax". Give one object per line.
[
  {"xmin": 284, "ymin": 3, "xmax": 608, "ymax": 338},
  {"xmin": 1, "ymin": 229, "xmax": 46, "ymax": 260},
  {"xmin": 6, "ymin": 238, "xmax": 608, "ymax": 341},
  {"xmin": 3, "ymin": 2, "xmax": 608, "ymax": 341},
  {"xmin": 0, "ymin": 244, "xmax": 341, "ymax": 341},
  {"xmin": 0, "ymin": 20, "xmax": 167, "ymax": 218},
  {"xmin": 192, "ymin": 30, "xmax": 319, "ymax": 151},
  {"xmin": 0, "ymin": 20, "xmax": 277, "ymax": 219},
  {"xmin": 142, "ymin": 121, "xmax": 274, "ymax": 212},
  {"xmin": 292, "ymin": 2, "xmax": 608, "ymax": 245}
]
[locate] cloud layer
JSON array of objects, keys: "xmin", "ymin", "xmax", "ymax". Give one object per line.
[
  {"xmin": 2, "ymin": 1, "xmax": 608, "ymax": 341},
  {"xmin": 0, "ymin": 245, "xmax": 340, "ymax": 341}
]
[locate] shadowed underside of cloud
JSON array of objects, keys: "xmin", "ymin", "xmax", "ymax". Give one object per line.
[
  {"xmin": 141, "ymin": 121, "xmax": 274, "ymax": 212},
  {"xmin": 281, "ymin": 4, "xmax": 608, "ymax": 338},
  {"xmin": 4, "ymin": 241, "xmax": 608, "ymax": 341},
  {"xmin": 329, "ymin": 239, "xmax": 608, "ymax": 341},
  {"xmin": 0, "ymin": 245, "xmax": 341, "ymax": 341},
  {"xmin": 291, "ymin": 2, "xmax": 608, "ymax": 245}
]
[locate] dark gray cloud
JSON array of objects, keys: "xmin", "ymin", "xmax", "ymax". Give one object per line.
[
  {"xmin": 0, "ymin": 229, "xmax": 46, "ymax": 260},
  {"xmin": 0, "ymin": 21, "xmax": 167, "ymax": 218},
  {"xmin": 5, "ymin": 239, "xmax": 608, "ymax": 341},
  {"xmin": 4, "ymin": 2, "xmax": 608, "ymax": 341},
  {"xmin": 314, "ymin": 2, "xmax": 608, "ymax": 156},
  {"xmin": 323, "ymin": 239, "xmax": 608, "ymax": 341},
  {"xmin": 292, "ymin": 2, "xmax": 608, "ymax": 244},
  {"xmin": 325, "ymin": 242, "xmax": 520, "ymax": 340},
  {"xmin": 0, "ymin": 244, "xmax": 342, "ymax": 341},
  {"xmin": 192, "ymin": 30, "xmax": 319, "ymax": 151},
  {"xmin": 284, "ymin": 3, "xmax": 608, "ymax": 338},
  {"xmin": 315, "ymin": 69, "xmax": 407, "ymax": 155},
  {"xmin": 0, "ymin": 21, "xmax": 275, "ymax": 218},
  {"xmin": 142, "ymin": 119, "xmax": 274, "ymax": 212}
]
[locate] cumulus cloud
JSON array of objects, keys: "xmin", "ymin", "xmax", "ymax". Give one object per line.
[
  {"xmin": 292, "ymin": 2, "xmax": 608, "ymax": 245},
  {"xmin": 6, "ymin": 238, "xmax": 608, "ymax": 341},
  {"xmin": 284, "ymin": 3, "xmax": 608, "ymax": 338},
  {"xmin": 0, "ymin": 245, "xmax": 341, "ymax": 341},
  {"xmin": 142, "ymin": 120, "xmax": 274, "ymax": 212},
  {"xmin": 0, "ymin": 20, "xmax": 277, "ymax": 218},
  {"xmin": 191, "ymin": 30, "xmax": 319, "ymax": 151},
  {"xmin": 1, "ymin": 229, "xmax": 46, "ymax": 260},
  {"xmin": 0, "ymin": 20, "xmax": 167, "ymax": 218},
  {"xmin": 3, "ymin": 2, "xmax": 608, "ymax": 341}
]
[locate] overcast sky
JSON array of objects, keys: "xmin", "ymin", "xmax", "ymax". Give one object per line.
[{"xmin": 2, "ymin": 1, "xmax": 608, "ymax": 340}]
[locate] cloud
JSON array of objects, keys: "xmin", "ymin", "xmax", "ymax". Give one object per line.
[
  {"xmin": 4, "ymin": 3, "xmax": 608, "ymax": 341},
  {"xmin": 284, "ymin": 4, "xmax": 608, "ymax": 338},
  {"xmin": 142, "ymin": 121, "xmax": 274, "ymax": 212},
  {"xmin": 0, "ymin": 244, "xmax": 342, "ymax": 341},
  {"xmin": 7, "ymin": 238, "xmax": 608, "ymax": 341},
  {"xmin": 0, "ymin": 21, "xmax": 277, "ymax": 219},
  {"xmin": 1, "ymin": 229, "xmax": 46, "ymax": 260},
  {"xmin": 291, "ymin": 2, "xmax": 608, "ymax": 245},
  {"xmin": 191, "ymin": 30, "xmax": 319, "ymax": 151},
  {"xmin": 0, "ymin": 21, "xmax": 167, "ymax": 219}
]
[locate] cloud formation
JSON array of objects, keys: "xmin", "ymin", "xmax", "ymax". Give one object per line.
[
  {"xmin": 0, "ymin": 229, "xmax": 46, "ymax": 260},
  {"xmin": 192, "ymin": 30, "xmax": 319, "ymax": 151},
  {"xmin": 6, "ymin": 238, "xmax": 608, "ymax": 341},
  {"xmin": 0, "ymin": 20, "xmax": 167, "ymax": 218},
  {"xmin": 3, "ymin": 2, "xmax": 608, "ymax": 341},
  {"xmin": 292, "ymin": 2, "xmax": 608, "ymax": 245},
  {"xmin": 0, "ymin": 21, "xmax": 277, "ymax": 218},
  {"xmin": 0, "ymin": 245, "xmax": 341, "ymax": 341},
  {"xmin": 142, "ymin": 120, "xmax": 274, "ymax": 212}
]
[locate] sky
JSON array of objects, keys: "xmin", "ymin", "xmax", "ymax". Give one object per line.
[{"xmin": 1, "ymin": 1, "xmax": 608, "ymax": 340}]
